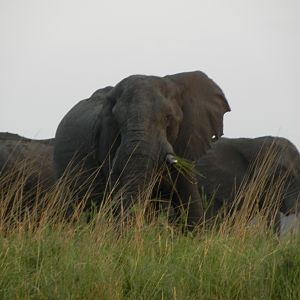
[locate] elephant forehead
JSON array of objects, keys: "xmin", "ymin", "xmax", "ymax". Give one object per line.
[{"xmin": 122, "ymin": 97, "xmax": 175, "ymax": 121}]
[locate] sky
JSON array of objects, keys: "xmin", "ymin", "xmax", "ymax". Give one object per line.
[{"xmin": 1, "ymin": 0, "xmax": 299, "ymax": 149}]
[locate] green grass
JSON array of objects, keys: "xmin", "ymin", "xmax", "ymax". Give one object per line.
[
  {"xmin": 0, "ymin": 221, "xmax": 300, "ymax": 300},
  {"xmin": 172, "ymin": 156, "xmax": 203, "ymax": 183}
]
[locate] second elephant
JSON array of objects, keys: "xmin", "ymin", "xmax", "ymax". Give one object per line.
[{"xmin": 196, "ymin": 136, "xmax": 300, "ymax": 228}]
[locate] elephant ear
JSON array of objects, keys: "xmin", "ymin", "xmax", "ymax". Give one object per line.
[
  {"xmin": 166, "ymin": 71, "xmax": 231, "ymax": 160},
  {"xmin": 93, "ymin": 99, "xmax": 121, "ymax": 174}
]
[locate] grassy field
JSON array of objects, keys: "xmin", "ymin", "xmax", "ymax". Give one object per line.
[
  {"xmin": 0, "ymin": 151, "xmax": 300, "ymax": 299},
  {"xmin": 1, "ymin": 217, "xmax": 300, "ymax": 299}
]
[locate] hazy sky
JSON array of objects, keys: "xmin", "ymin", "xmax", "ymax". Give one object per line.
[{"xmin": 1, "ymin": 0, "xmax": 299, "ymax": 148}]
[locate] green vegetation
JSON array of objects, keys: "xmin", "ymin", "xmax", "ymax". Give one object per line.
[
  {"xmin": 0, "ymin": 220, "xmax": 300, "ymax": 299},
  {"xmin": 0, "ymin": 150, "xmax": 300, "ymax": 300}
]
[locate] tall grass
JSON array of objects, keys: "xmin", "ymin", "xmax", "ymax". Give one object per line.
[{"xmin": 0, "ymin": 143, "xmax": 300, "ymax": 299}]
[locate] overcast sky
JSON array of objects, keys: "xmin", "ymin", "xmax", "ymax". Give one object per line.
[{"xmin": 1, "ymin": 0, "xmax": 299, "ymax": 149}]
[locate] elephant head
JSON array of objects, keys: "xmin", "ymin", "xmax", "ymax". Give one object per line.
[{"xmin": 54, "ymin": 71, "xmax": 230, "ymax": 228}]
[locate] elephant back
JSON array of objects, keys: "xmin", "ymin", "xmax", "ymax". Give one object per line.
[
  {"xmin": 0, "ymin": 134, "xmax": 55, "ymax": 218},
  {"xmin": 0, "ymin": 136, "xmax": 55, "ymax": 188}
]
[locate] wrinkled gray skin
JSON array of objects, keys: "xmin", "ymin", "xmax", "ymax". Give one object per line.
[
  {"xmin": 0, "ymin": 132, "xmax": 55, "ymax": 214},
  {"xmin": 54, "ymin": 71, "xmax": 230, "ymax": 229},
  {"xmin": 196, "ymin": 136, "xmax": 300, "ymax": 230}
]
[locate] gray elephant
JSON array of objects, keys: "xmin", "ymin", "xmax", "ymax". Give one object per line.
[
  {"xmin": 54, "ymin": 71, "xmax": 230, "ymax": 228},
  {"xmin": 196, "ymin": 136, "xmax": 300, "ymax": 230},
  {"xmin": 0, "ymin": 132, "xmax": 55, "ymax": 217}
]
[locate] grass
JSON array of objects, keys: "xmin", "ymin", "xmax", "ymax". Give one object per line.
[
  {"xmin": 0, "ymin": 144, "xmax": 300, "ymax": 299},
  {"xmin": 1, "ymin": 223, "xmax": 300, "ymax": 299},
  {"xmin": 172, "ymin": 156, "xmax": 204, "ymax": 184}
]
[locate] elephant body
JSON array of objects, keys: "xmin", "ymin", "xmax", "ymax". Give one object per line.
[
  {"xmin": 0, "ymin": 132, "xmax": 55, "ymax": 215},
  {"xmin": 196, "ymin": 136, "xmax": 300, "ymax": 224},
  {"xmin": 54, "ymin": 71, "xmax": 230, "ymax": 227}
]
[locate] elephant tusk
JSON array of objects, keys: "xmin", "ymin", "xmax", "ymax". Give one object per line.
[{"xmin": 166, "ymin": 154, "xmax": 178, "ymax": 165}]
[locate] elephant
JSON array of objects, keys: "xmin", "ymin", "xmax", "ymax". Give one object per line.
[
  {"xmin": 195, "ymin": 136, "xmax": 300, "ymax": 232},
  {"xmin": 0, "ymin": 132, "xmax": 55, "ymax": 218},
  {"xmin": 54, "ymin": 71, "xmax": 230, "ymax": 228}
]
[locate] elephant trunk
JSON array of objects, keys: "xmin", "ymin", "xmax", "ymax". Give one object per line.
[{"xmin": 110, "ymin": 129, "xmax": 160, "ymax": 214}]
